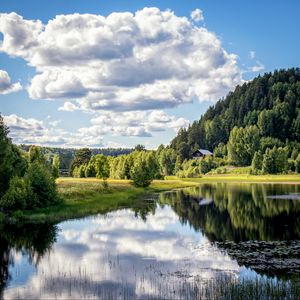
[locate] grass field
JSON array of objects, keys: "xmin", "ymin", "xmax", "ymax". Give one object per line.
[
  {"xmin": 19, "ymin": 178, "xmax": 198, "ymax": 223},
  {"xmin": 9, "ymin": 175, "xmax": 300, "ymax": 223}
]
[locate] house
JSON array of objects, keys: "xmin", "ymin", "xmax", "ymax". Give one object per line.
[{"xmin": 192, "ymin": 149, "xmax": 213, "ymax": 159}]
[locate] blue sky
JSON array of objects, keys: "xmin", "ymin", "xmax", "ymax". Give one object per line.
[{"xmin": 0, "ymin": 0, "xmax": 299, "ymax": 149}]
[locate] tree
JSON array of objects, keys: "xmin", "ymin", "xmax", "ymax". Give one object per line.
[
  {"xmin": 52, "ymin": 154, "xmax": 60, "ymax": 179},
  {"xmin": 158, "ymin": 147, "xmax": 176, "ymax": 176},
  {"xmin": 71, "ymin": 148, "xmax": 91, "ymax": 174},
  {"xmin": 134, "ymin": 144, "xmax": 146, "ymax": 152},
  {"xmin": 94, "ymin": 155, "xmax": 110, "ymax": 187},
  {"xmin": 0, "ymin": 114, "xmax": 27, "ymax": 197},
  {"xmin": 251, "ymin": 151, "xmax": 263, "ymax": 174},
  {"xmin": 228, "ymin": 125, "xmax": 260, "ymax": 166},
  {"xmin": 262, "ymin": 147, "xmax": 288, "ymax": 174},
  {"xmin": 130, "ymin": 152, "xmax": 156, "ymax": 187},
  {"xmin": 25, "ymin": 161, "xmax": 60, "ymax": 208}
]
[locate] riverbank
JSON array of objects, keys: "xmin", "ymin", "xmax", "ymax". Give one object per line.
[
  {"xmin": 4, "ymin": 175, "xmax": 300, "ymax": 224},
  {"xmin": 166, "ymin": 174, "xmax": 300, "ymax": 183},
  {"xmin": 17, "ymin": 178, "xmax": 198, "ymax": 223}
]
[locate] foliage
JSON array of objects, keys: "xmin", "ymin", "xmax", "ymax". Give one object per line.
[
  {"xmin": 130, "ymin": 151, "xmax": 159, "ymax": 187},
  {"xmin": 228, "ymin": 125, "xmax": 260, "ymax": 166},
  {"xmin": 0, "ymin": 177, "xmax": 29, "ymax": 211},
  {"xmin": 94, "ymin": 154, "xmax": 110, "ymax": 181},
  {"xmin": 134, "ymin": 144, "xmax": 146, "ymax": 151},
  {"xmin": 0, "ymin": 115, "xmax": 27, "ymax": 198},
  {"xmin": 295, "ymin": 154, "xmax": 300, "ymax": 173},
  {"xmin": 170, "ymin": 68, "xmax": 300, "ymax": 155},
  {"xmin": 156, "ymin": 146, "xmax": 176, "ymax": 176},
  {"xmin": 26, "ymin": 161, "xmax": 61, "ymax": 208},
  {"xmin": 70, "ymin": 148, "xmax": 92, "ymax": 175},
  {"xmin": 262, "ymin": 147, "xmax": 289, "ymax": 174},
  {"xmin": 251, "ymin": 151, "xmax": 263, "ymax": 174},
  {"xmin": 52, "ymin": 154, "xmax": 60, "ymax": 179}
]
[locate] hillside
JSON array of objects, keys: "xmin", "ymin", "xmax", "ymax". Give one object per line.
[{"xmin": 170, "ymin": 68, "xmax": 300, "ymax": 157}]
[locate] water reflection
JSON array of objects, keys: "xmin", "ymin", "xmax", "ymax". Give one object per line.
[
  {"xmin": 158, "ymin": 183, "xmax": 300, "ymax": 277},
  {"xmin": 159, "ymin": 183, "xmax": 300, "ymax": 242},
  {"xmin": 1, "ymin": 183, "xmax": 300, "ymax": 299}
]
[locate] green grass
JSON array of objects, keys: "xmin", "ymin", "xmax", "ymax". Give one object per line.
[
  {"xmin": 166, "ymin": 174, "xmax": 300, "ymax": 183},
  {"xmin": 9, "ymin": 174, "xmax": 300, "ymax": 224},
  {"xmin": 20, "ymin": 178, "xmax": 198, "ymax": 223}
]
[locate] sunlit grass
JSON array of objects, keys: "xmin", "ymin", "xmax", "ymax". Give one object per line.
[
  {"xmin": 166, "ymin": 174, "xmax": 300, "ymax": 183},
  {"xmin": 21, "ymin": 178, "xmax": 197, "ymax": 223}
]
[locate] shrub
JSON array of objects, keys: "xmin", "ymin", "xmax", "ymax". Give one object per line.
[
  {"xmin": 26, "ymin": 162, "xmax": 60, "ymax": 208},
  {"xmin": 0, "ymin": 176, "xmax": 30, "ymax": 211},
  {"xmin": 251, "ymin": 151, "xmax": 263, "ymax": 174}
]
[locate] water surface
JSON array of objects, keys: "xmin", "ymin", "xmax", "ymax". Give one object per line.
[{"xmin": 1, "ymin": 183, "xmax": 300, "ymax": 299}]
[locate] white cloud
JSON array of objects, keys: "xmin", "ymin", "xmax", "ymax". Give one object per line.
[
  {"xmin": 3, "ymin": 114, "xmax": 104, "ymax": 148},
  {"xmin": 78, "ymin": 110, "xmax": 190, "ymax": 137},
  {"xmin": 250, "ymin": 61, "xmax": 265, "ymax": 72},
  {"xmin": 0, "ymin": 8, "xmax": 242, "ymax": 111},
  {"xmin": 0, "ymin": 70, "xmax": 22, "ymax": 94},
  {"xmin": 190, "ymin": 8, "xmax": 204, "ymax": 22},
  {"xmin": 58, "ymin": 101, "xmax": 80, "ymax": 112},
  {"xmin": 3, "ymin": 207, "xmax": 240, "ymax": 300}
]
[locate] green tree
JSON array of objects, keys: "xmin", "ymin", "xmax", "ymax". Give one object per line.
[
  {"xmin": 130, "ymin": 152, "xmax": 157, "ymax": 187},
  {"xmin": 262, "ymin": 148, "xmax": 276, "ymax": 174},
  {"xmin": 158, "ymin": 147, "xmax": 176, "ymax": 176},
  {"xmin": 52, "ymin": 154, "xmax": 60, "ymax": 179},
  {"xmin": 71, "ymin": 148, "xmax": 91, "ymax": 174},
  {"xmin": 228, "ymin": 125, "xmax": 260, "ymax": 166},
  {"xmin": 134, "ymin": 144, "xmax": 146, "ymax": 152},
  {"xmin": 251, "ymin": 151, "xmax": 263, "ymax": 174},
  {"xmin": 0, "ymin": 114, "xmax": 27, "ymax": 197},
  {"xmin": 94, "ymin": 154, "xmax": 110, "ymax": 187}
]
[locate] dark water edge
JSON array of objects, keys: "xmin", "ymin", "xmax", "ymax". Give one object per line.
[{"xmin": 1, "ymin": 182, "xmax": 300, "ymax": 299}]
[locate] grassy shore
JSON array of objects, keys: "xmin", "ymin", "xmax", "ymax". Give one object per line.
[
  {"xmin": 8, "ymin": 174, "xmax": 300, "ymax": 224},
  {"xmin": 166, "ymin": 174, "xmax": 300, "ymax": 183},
  {"xmin": 19, "ymin": 178, "xmax": 198, "ymax": 223}
]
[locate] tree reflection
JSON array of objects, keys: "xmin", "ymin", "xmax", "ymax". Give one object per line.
[
  {"xmin": 0, "ymin": 223, "xmax": 58, "ymax": 298},
  {"xmin": 159, "ymin": 183, "xmax": 300, "ymax": 242}
]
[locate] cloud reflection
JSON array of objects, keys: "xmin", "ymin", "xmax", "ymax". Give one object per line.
[{"xmin": 4, "ymin": 206, "xmax": 239, "ymax": 299}]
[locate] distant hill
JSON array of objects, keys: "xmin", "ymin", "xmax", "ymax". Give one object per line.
[{"xmin": 170, "ymin": 68, "xmax": 300, "ymax": 156}]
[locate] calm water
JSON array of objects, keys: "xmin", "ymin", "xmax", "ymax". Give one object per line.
[{"xmin": 1, "ymin": 183, "xmax": 300, "ymax": 299}]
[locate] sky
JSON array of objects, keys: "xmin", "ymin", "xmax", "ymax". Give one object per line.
[{"xmin": 0, "ymin": 0, "xmax": 299, "ymax": 149}]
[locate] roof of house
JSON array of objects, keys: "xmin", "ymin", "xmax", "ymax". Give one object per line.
[{"xmin": 193, "ymin": 149, "xmax": 213, "ymax": 155}]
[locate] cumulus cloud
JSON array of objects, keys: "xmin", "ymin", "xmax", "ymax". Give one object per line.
[
  {"xmin": 3, "ymin": 114, "xmax": 104, "ymax": 148},
  {"xmin": 190, "ymin": 8, "xmax": 204, "ymax": 22},
  {"xmin": 58, "ymin": 101, "xmax": 80, "ymax": 112},
  {"xmin": 78, "ymin": 110, "xmax": 189, "ymax": 137},
  {"xmin": 0, "ymin": 70, "xmax": 22, "ymax": 94},
  {"xmin": 3, "ymin": 111, "xmax": 188, "ymax": 147},
  {"xmin": 0, "ymin": 8, "xmax": 242, "ymax": 111}
]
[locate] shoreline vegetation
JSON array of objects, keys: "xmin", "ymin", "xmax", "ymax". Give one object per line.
[{"xmin": 5, "ymin": 175, "xmax": 299, "ymax": 224}]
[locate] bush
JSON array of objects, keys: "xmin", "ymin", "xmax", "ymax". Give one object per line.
[
  {"xmin": 26, "ymin": 162, "xmax": 60, "ymax": 208},
  {"xmin": 130, "ymin": 159, "xmax": 153, "ymax": 187},
  {"xmin": 130, "ymin": 152, "xmax": 157, "ymax": 187},
  {"xmin": 0, "ymin": 176, "xmax": 30, "ymax": 211},
  {"xmin": 251, "ymin": 151, "xmax": 263, "ymax": 174}
]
